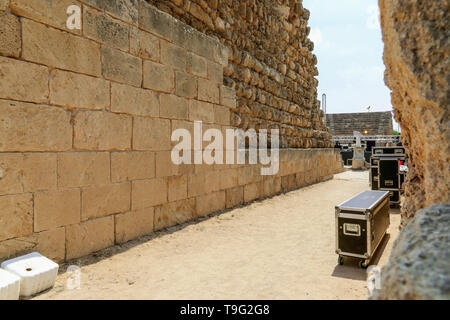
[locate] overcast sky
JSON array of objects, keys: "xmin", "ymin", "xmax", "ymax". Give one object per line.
[{"xmin": 304, "ymin": 0, "xmax": 396, "ymax": 126}]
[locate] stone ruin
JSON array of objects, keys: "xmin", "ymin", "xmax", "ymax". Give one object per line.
[
  {"xmin": 326, "ymin": 112, "xmax": 393, "ymax": 136},
  {"xmin": 0, "ymin": 0, "xmax": 447, "ymax": 299},
  {"xmin": 375, "ymin": 0, "xmax": 449, "ymax": 299},
  {"xmin": 0, "ymin": 0, "xmax": 342, "ymax": 262},
  {"xmin": 146, "ymin": 0, "xmax": 333, "ymax": 148}
]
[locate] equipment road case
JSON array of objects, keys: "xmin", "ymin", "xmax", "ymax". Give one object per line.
[
  {"xmin": 370, "ymin": 167, "xmax": 379, "ymax": 190},
  {"xmin": 380, "ymin": 189, "xmax": 401, "ymax": 205},
  {"xmin": 372, "ymin": 146, "xmax": 406, "ymax": 157},
  {"xmin": 335, "ymin": 190, "xmax": 390, "ymax": 268},
  {"xmin": 379, "ymin": 157, "xmax": 400, "ymax": 189}
]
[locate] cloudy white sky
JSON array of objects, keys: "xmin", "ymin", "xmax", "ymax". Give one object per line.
[{"xmin": 304, "ymin": 0, "xmax": 396, "ymax": 128}]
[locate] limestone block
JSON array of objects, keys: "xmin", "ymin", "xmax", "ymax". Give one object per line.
[
  {"xmin": 198, "ymin": 78, "xmax": 220, "ymax": 104},
  {"xmin": 225, "ymin": 186, "xmax": 244, "ymax": 209},
  {"xmin": 139, "ymin": 0, "xmax": 174, "ymax": 40},
  {"xmin": 0, "ymin": 12, "xmax": 20, "ymax": 57},
  {"xmin": 133, "ymin": 117, "xmax": 171, "ymax": 151},
  {"xmin": 187, "ymin": 173, "xmax": 209, "ymax": 198},
  {"xmin": 196, "ymin": 191, "xmax": 225, "ymax": 217},
  {"xmin": 66, "ymin": 216, "xmax": 114, "ymax": 260},
  {"xmin": 204, "ymin": 171, "xmax": 221, "ymax": 192},
  {"xmin": 186, "ymin": 52, "xmax": 207, "ymax": 77},
  {"xmin": 214, "ymin": 105, "xmax": 231, "ymax": 126},
  {"xmin": 83, "ymin": 6, "xmax": 129, "ymax": 50},
  {"xmin": 130, "ymin": 27, "xmax": 160, "ymax": 61},
  {"xmin": 0, "ymin": 228, "xmax": 66, "ymax": 263},
  {"xmin": 101, "ymin": 47, "xmax": 142, "ymax": 86},
  {"xmin": 143, "ymin": 60, "xmax": 174, "ymax": 93},
  {"xmin": 184, "ymin": 30, "xmax": 218, "ymax": 63},
  {"xmin": 57, "ymin": 152, "xmax": 110, "ymax": 188},
  {"xmin": 0, "ymin": 193, "xmax": 33, "ymax": 241},
  {"xmin": 189, "ymin": 100, "xmax": 215, "ymax": 123},
  {"xmin": 115, "ymin": 207, "xmax": 154, "ymax": 243},
  {"xmin": 111, "ymin": 151, "xmax": 155, "ymax": 182},
  {"xmin": 50, "ymin": 69, "xmax": 110, "ymax": 110},
  {"xmin": 295, "ymin": 172, "xmax": 306, "ymax": 188},
  {"xmin": 22, "ymin": 19, "xmax": 101, "ymax": 76},
  {"xmin": 175, "ymin": 72, "xmax": 198, "ymax": 99},
  {"xmin": 154, "ymin": 198, "xmax": 196, "ymax": 230},
  {"xmin": 111, "ymin": 82, "xmax": 159, "ymax": 116},
  {"xmin": 73, "ymin": 111, "xmax": 132, "ymax": 151},
  {"xmin": 219, "ymin": 168, "xmax": 238, "ymax": 190},
  {"xmin": 262, "ymin": 176, "xmax": 281, "ymax": 197},
  {"xmin": 10, "ymin": 0, "xmax": 81, "ymax": 34},
  {"xmin": 207, "ymin": 60, "xmax": 223, "ymax": 83},
  {"xmin": 82, "ymin": 0, "xmax": 138, "ymax": 24},
  {"xmin": 167, "ymin": 175, "xmax": 187, "ymax": 202},
  {"xmin": 155, "ymin": 150, "xmax": 192, "ymax": 178},
  {"xmin": 160, "ymin": 93, "xmax": 189, "ymax": 119},
  {"xmin": 0, "ymin": 100, "xmax": 72, "ymax": 152},
  {"xmin": 161, "ymin": 40, "xmax": 186, "ymax": 70},
  {"xmin": 81, "ymin": 182, "xmax": 131, "ymax": 220},
  {"xmin": 0, "ymin": 153, "xmax": 57, "ymax": 195},
  {"xmin": 131, "ymin": 178, "xmax": 167, "ymax": 210},
  {"xmin": 0, "ymin": 57, "xmax": 48, "ymax": 103},
  {"xmin": 244, "ymin": 182, "xmax": 261, "ymax": 203},
  {"xmin": 34, "ymin": 189, "xmax": 80, "ymax": 232},
  {"xmin": 238, "ymin": 166, "xmax": 254, "ymax": 186}
]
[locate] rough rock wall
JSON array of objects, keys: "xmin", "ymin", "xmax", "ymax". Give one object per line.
[
  {"xmin": 372, "ymin": 204, "xmax": 450, "ymax": 300},
  {"xmin": 379, "ymin": 0, "xmax": 449, "ymax": 226},
  {"xmin": 146, "ymin": 0, "xmax": 332, "ymax": 148}
]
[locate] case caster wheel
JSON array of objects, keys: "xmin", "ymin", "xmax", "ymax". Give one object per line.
[
  {"xmin": 338, "ymin": 256, "xmax": 344, "ymax": 265},
  {"xmin": 359, "ymin": 260, "xmax": 368, "ymax": 269}
]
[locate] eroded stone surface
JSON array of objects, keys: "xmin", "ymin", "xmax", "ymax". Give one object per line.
[
  {"xmin": 0, "ymin": 193, "xmax": 33, "ymax": 241},
  {"xmin": 379, "ymin": 0, "xmax": 449, "ymax": 225},
  {"xmin": 0, "ymin": 12, "xmax": 21, "ymax": 57},
  {"xmin": 373, "ymin": 204, "xmax": 450, "ymax": 300},
  {"xmin": 145, "ymin": 0, "xmax": 332, "ymax": 148},
  {"xmin": 0, "ymin": 100, "xmax": 72, "ymax": 152}
]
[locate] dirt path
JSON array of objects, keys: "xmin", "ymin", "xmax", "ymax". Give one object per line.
[{"xmin": 36, "ymin": 170, "xmax": 400, "ymax": 300}]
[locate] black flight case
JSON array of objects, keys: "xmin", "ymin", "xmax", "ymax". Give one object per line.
[
  {"xmin": 335, "ymin": 190, "xmax": 390, "ymax": 268},
  {"xmin": 370, "ymin": 147, "xmax": 407, "ymax": 206}
]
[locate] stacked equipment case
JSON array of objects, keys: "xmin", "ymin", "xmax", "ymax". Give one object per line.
[
  {"xmin": 335, "ymin": 190, "xmax": 391, "ymax": 268},
  {"xmin": 370, "ymin": 146, "xmax": 407, "ymax": 206}
]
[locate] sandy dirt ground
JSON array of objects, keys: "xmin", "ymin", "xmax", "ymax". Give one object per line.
[{"xmin": 35, "ymin": 170, "xmax": 400, "ymax": 300}]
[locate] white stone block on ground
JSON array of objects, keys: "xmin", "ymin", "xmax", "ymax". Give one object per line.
[
  {"xmin": 1, "ymin": 252, "xmax": 59, "ymax": 297},
  {"xmin": 0, "ymin": 269, "xmax": 21, "ymax": 300}
]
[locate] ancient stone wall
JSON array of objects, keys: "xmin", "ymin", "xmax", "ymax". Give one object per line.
[
  {"xmin": 0, "ymin": 0, "xmax": 342, "ymax": 262},
  {"xmin": 379, "ymin": 0, "xmax": 449, "ymax": 226},
  {"xmin": 374, "ymin": 0, "xmax": 449, "ymax": 300},
  {"xmin": 146, "ymin": 0, "xmax": 332, "ymax": 148}
]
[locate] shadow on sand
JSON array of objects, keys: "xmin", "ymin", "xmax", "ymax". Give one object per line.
[{"xmin": 331, "ymin": 233, "xmax": 391, "ymax": 281}]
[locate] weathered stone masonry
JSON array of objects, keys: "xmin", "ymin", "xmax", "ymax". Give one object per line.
[
  {"xmin": 146, "ymin": 0, "xmax": 332, "ymax": 148},
  {"xmin": 378, "ymin": 0, "xmax": 449, "ymax": 226},
  {"xmin": 373, "ymin": 0, "xmax": 449, "ymax": 299},
  {"xmin": 0, "ymin": 0, "xmax": 342, "ymax": 262}
]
